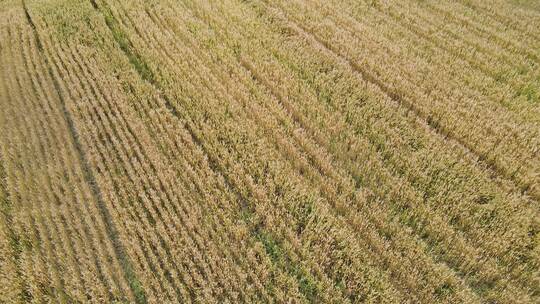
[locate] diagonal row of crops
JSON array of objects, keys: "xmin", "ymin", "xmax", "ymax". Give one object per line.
[{"xmin": 0, "ymin": 0, "xmax": 539, "ymax": 303}]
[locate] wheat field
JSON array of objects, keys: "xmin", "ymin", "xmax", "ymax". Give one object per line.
[{"xmin": 0, "ymin": 0, "xmax": 539, "ymax": 303}]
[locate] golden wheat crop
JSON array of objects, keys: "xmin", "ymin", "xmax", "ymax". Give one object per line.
[{"xmin": 1, "ymin": 0, "xmax": 539, "ymax": 303}]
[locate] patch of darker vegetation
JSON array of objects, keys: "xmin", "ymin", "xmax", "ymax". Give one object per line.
[
  {"xmin": 290, "ymin": 198, "xmax": 315, "ymax": 235},
  {"xmin": 517, "ymin": 83, "xmax": 539, "ymax": 103},
  {"xmin": 93, "ymin": 1, "xmax": 154, "ymax": 84},
  {"xmin": 434, "ymin": 282, "xmax": 454, "ymax": 299},
  {"xmin": 22, "ymin": 0, "xmax": 43, "ymax": 51},
  {"xmin": 256, "ymin": 231, "xmax": 319, "ymax": 301}
]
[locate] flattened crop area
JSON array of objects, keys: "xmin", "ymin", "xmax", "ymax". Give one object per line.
[{"xmin": 1, "ymin": 0, "xmax": 539, "ymax": 303}]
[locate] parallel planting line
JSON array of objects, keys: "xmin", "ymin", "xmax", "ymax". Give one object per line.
[
  {"xmin": 60, "ymin": 37, "xmax": 195, "ymax": 301},
  {"xmin": 22, "ymin": 14, "xmax": 149, "ymax": 298},
  {"xmin": 41, "ymin": 30, "xmax": 155, "ymax": 300},
  {"xmin": 6, "ymin": 22, "xmax": 68, "ymax": 302},
  {"xmin": 21, "ymin": 2, "xmax": 146, "ymax": 302},
  {"xmin": 0, "ymin": 23, "xmax": 39, "ymax": 303},
  {"xmin": 0, "ymin": 24, "xmax": 30, "ymax": 302},
  {"xmin": 0, "ymin": 143, "xmax": 28, "ymax": 302},
  {"xmin": 19, "ymin": 24, "xmax": 112, "ymax": 301}
]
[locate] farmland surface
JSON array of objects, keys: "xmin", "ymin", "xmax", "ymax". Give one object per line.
[{"xmin": 1, "ymin": 0, "xmax": 539, "ymax": 303}]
